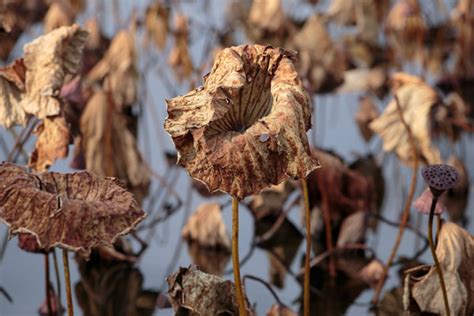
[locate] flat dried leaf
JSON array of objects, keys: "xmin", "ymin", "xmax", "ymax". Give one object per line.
[
  {"xmin": 404, "ymin": 222, "xmax": 474, "ymax": 315},
  {"xmin": 164, "ymin": 45, "xmax": 319, "ymax": 199},
  {"xmin": 167, "ymin": 265, "xmax": 254, "ymax": 315},
  {"xmin": 22, "ymin": 24, "xmax": 88, "ymax": 119},
  {"xmin": 29, "ymin": 115, "xmax": 71, "ymax": 172},
  {"xmin": 181, "ymin": 203, "xmax": 231, "ymax": 251},
  {"xmin": 79, "ymin": 90, "xmax": 150, "ymax": 201},
  {"xmin": 370, "ymin": 73, "xmax": 442, "ymax": 166},
  {"xmin": 87, "ymin": 30, "xmax": 137, "ymax": 108},
  {"xmin": 0, "ymin": 163, "xmax": 146, "ymax": 258},
  {"xmin": 354, "ymin": 95, "xmax": 379, "ymax": 142}
]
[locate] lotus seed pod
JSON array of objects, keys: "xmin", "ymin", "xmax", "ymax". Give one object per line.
[{"xmin": 421, "ymin": 164, "xmax": 459, "ymax": 197}]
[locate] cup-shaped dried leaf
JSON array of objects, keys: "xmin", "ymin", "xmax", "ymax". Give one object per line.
[
  {"xmin": 0, "ymin": 163, "xmax": 146, "ymax": 258},
  {"xmin": 87, "ymin": 30, "xmax": 137, "ymax": 108},
  {"xmin": 404, "ymin": 222, "xmax": 474, "ymax": 315},
  {"xmin": 181, "ymin": 203, "xmax": 231, "ymax": 251},
  {"xmin": 22, "ymin": 24, "xmax": 88, "ymax": 119},
  {"xmin": 164, "ymin": 44, "xmax": 319, "ymax": 199},
  {"xmin": 370, "ymin": 73, "xmax": 442, "ymax": 166},
  {"xmin": 167, "ymin": 265, "xmax": 254, "ymax": 315},
  {"xmin": 29, "ymin": 114, "xmax": 71, "ymax": 172}
]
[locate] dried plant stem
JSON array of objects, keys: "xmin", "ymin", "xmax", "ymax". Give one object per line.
[
  {"xmin": 428, "ymin": 198, "xmax": 450, "ymax": 316},
  {"xmin": 44, "ymin": 254, "xmax": 52, "ymax": 316},
  {"xmin": 52, "ymin": 249, "xmax": 62, "ymax": 316},
  {"xmin": 62, "ymin": 249, "xmax": 73, "ymax": 316},
  {"xmin": 301, "ymin": 178, "xmax": 311, "ymax": 316},
  {"xmin": 232, "ymin": 198, "xmax": 246, "ymax": 316},
  {"xmin": 321, "ymin": 190, "xmax": 336, "ymax": 278},
  {"xmin": 436, "ymin": 215, "xmax": 441, "ymax": 245},
  {"xmin": 372, "ymin": 94, "xmax": 418, "ymax": 306}
]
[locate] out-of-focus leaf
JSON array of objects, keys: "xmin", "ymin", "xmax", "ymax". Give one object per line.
[
  {"xmin": 266, "ymin": 304, "xmax": 297, "ymax": 316},
  {"xmin": 0, "ymin": 163, "xmax": 146, "ymax": 258},
  {"xmin": 186, "ymin": 241, "xmax": 230, "ymax": 276},
  {"xmin": 404, "ymin": 222, "xmax": 474, "ymax": 315},
  {"xmin": 248, "ymin": 0, "xmax": 286, "ymax": 36},
  {"xmin": 43, "ymin": 2, "xmax": 74, "ymax": 33},
  {"xmin": 168, "ymin": 15, "xmax": 193, "ymax": 80},
  {"xmin": 336, "ymin": 211, "xmax": 367, "ymax": 246},
  {"xmin": 249, "ymin": 181, "xmax": 295, "ymax": 220},
  {"xmin": 370, "ymin": 73, "xmax": 442, "ymax": 166},
  {"xmin": 354, "ymin": 95, "xmax": 380, "ymax": 142},
  {"xmin": 29, "ymin": 114, "xmax": 71, "ymax": 172},
  {"xmin": 181, "ymin": 203, "xmax": 231, "ymax": 251},
  {"xmin": 358, "ymin": 259, "xmax": 384, "ymax": 288},
  {"xmin": 378, "ymin": 287, "xmax": 404, "ymax": 316},
  {"xmin": 442, "ymin": 156, "xmax": 470, "ymax": 224},
  {"xmin": 144, "ymin": 2, "xmax": 169, "ymax": 50},
  {"xmin": 451, "ymin": 0, "xmax": 474, "ymax": 77},
  {"xmin": 78, "ymin": 90, "xmax": 150, "ymax": 202},
  {"xmin": 338, "ymin": 68, "xmax": 387, "ymax": 96},
  {"xmin": 167, "ymin": 265, "xmax": 255, "ymax": 315},
  {"xmin": 0, "ymin": 59, "xmax": 27, "ymax": 127}
]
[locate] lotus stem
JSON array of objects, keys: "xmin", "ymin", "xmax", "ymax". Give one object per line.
[
  {"xmin": 232, "ymin": 198, "xmax": 246, "ymax": 316},
  {"xmin": 428, "ymin": 197, "xmax": 450, "ymax": 316},
  {"xmin": 52, "ymin": 249, "xmax": 62, "ymax": 316},
  {"xmin": 62, "ymin": 249, "xmax": 73, "ymax": 316},
  {"xmin": 44, "ymin": 254, "xmax": 52, "ymax": 316},
  {"xmin": 436, "ymin": 214, "xmax": 441, "ymax": 245},
  {"xmin": 301, "ymin": 178, "xmax": 311, "ymax": 316}
]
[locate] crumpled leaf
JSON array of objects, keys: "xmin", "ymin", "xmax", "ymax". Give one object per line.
[
  {"xmin": 0, "ymin": 163, "xmax": 146, "ymax": 258},
  {"xmin": 168, "ymin": 15, "xmax": 193, "ymax": 80},
  {"xmin": 404, "ymin": 222, "xmax": 474, "ymax": 315},
  {"xmin": 87, "ymin": 30, "xmax": 137, "ymax": 108},
  {"xmin": 181, "ymin": 203, "xmax": 231, "ymax": 251},
  {"xmin": 167, "ymin": 265, "xmax": 254, "ymax": 315},
  {"xmin": 0, "ymin": 59, "xmax": 27, "ymax": 127},
  {"xmin": 354, "ymin": 95, "xmax": 380, "ymax": 142},
  {"xmin": 22, "ymin": 24, "xmax": 88, "ymax": 118},
  {"xmin": 29, "ymin": 114, "xmax": 71, "ymax": 172},
  {"xmin": 144, "ymin": 2, "xmax": 169, "ymax": 50},
  {"xmin": 164, "ymin": 45, "xmax": 319, "ymax": 199},
  {"xmin": 78, "ymin": 90, "xmax": 150, "ymax": 202},
  {"xmin": 266, "ymin": 304, "xmax": 297, "ymax": 316},
  {"xmin": 370, "ymin": 73, "xmax": 442, "ymax": 166}
]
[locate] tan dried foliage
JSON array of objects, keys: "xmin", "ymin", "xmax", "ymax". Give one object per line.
[
  {"xmin": 168, "ymin": 15, "xmax": 193, "ymax": 80},
  {"xmin": 327, "ymin": 0, "xmax": 357, "ymax": 26},
  {"xmin": 167, "ymin": 265, "xmax": 254, "ymax": 315},
  {"xmin": 0, "ymin": 25, "xmax": 88, "ymax": 127},
  {"xmin": 354, "ymin": 95, "xmax": 379, "ymax": 142},
  {"xmin": 358, "ymin": 259, "xmax": 384, "ymax": 288},
  {"xmin": 292, "ymin": 14, "xmax": 346, "ymax": 92},
  {"xmin": 164, "ymin": 44, "xmax": 319, "ymax": 199},
  {"xmin": 0, "ymin": 163, "xmax": 146, "ymax": 258},
  {"xmin": 43, "ymin": 2, "xmax": 74, "ymax": 33},
  {"xmin": 29, "ymin": 115, "xmax": 71, "ymax": 172},
  {"xmin": 144, "ymin": 2, "xmax": 169, "ymax": 50},
  {"xmin": 337, "ymin": 68, "xmax": 387, "ymax": 95},
  {"xmin": 181, "ymin": 203, "xmax": 231, "ymax": 251},
  {"xmin": 442, "ymin": 155, "xmax": 470, "ymax": 223},
  {"xmin": 87, "ymin": 30, "xmax": 137, "ymax": 108},
  {"xmin": 370, "ymin": 73, "xmax": 442, "ymax": 166},
  {"xmin": 266, "ymin": 304, "xmax": 298, "ymax": 316},
  {"xmin": 79, "ymin": 90, "xmax": 150, "ymax": 199},
  {"xmin": 336, "ymin": 211, "xmax": 367, "ymax": 246},
  {"xmin": 451, "ymin": 0, "xmax": 474, "ymax": 76},
  {"xmin": 249, "ymin": 181, "xmax": 295, "ymax": 219},
  {"xmin": 404, "ymin": 222, "xmax": 474, "ymax": 315},
  {"xmin": 248, "ymin": 0, "xmax": 286, "ymax": 34},
  {"xmin": 186, "ymin": 242, "xmax": 230, "ymax": 276}
]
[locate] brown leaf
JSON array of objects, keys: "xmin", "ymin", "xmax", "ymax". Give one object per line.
[
  {"xmin": 181, "ymin": 203, "xmax": 231, "ymax": 251},
  {"xmin": 167, "ymin": 265, "xmax": 254, "ymax": 315},
  {"xmin": 358, "ymin": 259, "xmax": 384, "ymax": 288},
  {"xmin": 442, "ymin": 155, "xmax": 470, "ymax": 224},
  {"xmin": 79, "ymin": 90, "xmax": 150, "ymax": 201},
  {"xmin": 164, "ymin": 45, "xmax": 319, "ymax": 199},
  {"xmin": 354, "ymin": 95, "xmax": 380, "ymax": 142},
  {"xmin": 249, "ymin": 181, "xmax": 295, "ymax": 220},
  {"xmin": 336, "ymin": 211, "xmax": 367, "ymax": 246},
  {"xmin": 144, "ymin": 2, "xmax": 169, "ymax": 50},
  {"xmin": 186, "ymin": 241, "xmax": 230, "ymax": 276},
  {"xmin": 0, "ymin": 59, "xmax": 27, "ymax": 127},
  {"xmin": 248, "ymin": 0, "xmax": 286, "ymax": 34},
  {"xmin": 0, "ymin": 163, "xmax": 146, "ymax": 258},
  {"xmin": 29, "ymin": 115, "xmax": 71, "ymax": 172},
  {"xmin": 168, "ymin": 15, "xmax": 193, "ymax": 80},
  {"xmin": 87, "ymin": 30, "xmax": 137, "ymax": 108},
  {"xmin": 266, "ymin": 304, "xmax": 298, "ymax": 316},
  {"xmin": 370, "ymin": 73, "xmax": 442, "ymax": 166},
  {"xmin": 404, "ymin": 222, "xmax": 474, "ymax": 315},
  {"xmin": 43, "ymin": 2, "xmax": 74, "ymax": 33},
  {"xmin": 22, "ymin": 24, "xmax": 88, "ymax": 119}
]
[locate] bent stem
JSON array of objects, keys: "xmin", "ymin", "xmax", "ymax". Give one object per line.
[
  {"xmin": 62, "ymin": 249, "xmax": 73, "ymax": 316},
  {"xmin": 428, "ymin": 198, "xmax": 450, "ymax": 316},
  {"xmin": 232, "ymin": 198, "xmax": 246, "ymax": 316},
  {"xmin": 301, "ymin": 178, "xmax": 311, "ymax": 316}
]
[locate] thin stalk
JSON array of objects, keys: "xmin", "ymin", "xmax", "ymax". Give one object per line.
[
  {"xmin": 44, "ymin": 254, "xmax": 52, "ymax": 316},
  {"xmin": 62, "ymin": 249, "xmax": 73, "ymax": 316},
  {"xmin": 321, "ymin": 190, "xmax": 336, "ymax": 278},
  {"xmin": 428, "ymin": 198, "xmax": 450, "ymax": 316},
  {"xmin": 301, "ymin": 178, "xmax": 311, "ymax": 316},
  {"xmin": 232, "ymin": 198, "xmax": 246, "ymax": 316},
  {"xmin": 52, "ymin": 249, "xmax": 62, "ymax": 316},
  {"xmin": 436, "ymin": 214, "xmax": 441, "ymax": 245}
]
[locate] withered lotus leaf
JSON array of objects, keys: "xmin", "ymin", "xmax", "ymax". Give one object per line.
[
  {"xmin": 404, "ymin": 222, "xmax": 474, "ymax": 315},
  {"xmin": 168, "ymin": 15, "xmax": 193, "ymax": 80},
  {"xmin": 43, "ymin": 2, "xmax": 74, "ymax": 33},
  {"xmin": 144, "ymin": 2, "xmax": 169, "ymax": 51},
  {"xmin": 369, "ymin": 73, "xmax": 442, "ymax": 166},
  {"xmin": 167, "ymin": 265, "xmax": 254, "ymax": 315},
  {"xmin": 164, "ymin": 44, "xmax": 319, "ymax": 199},
  {"xmin": 0, "ymin": 24, "xmax": 88, "ymax": 127},
  {"xmin": 0, "ymin": 163, "xmax": 146, "ymax": 258},
  {"xmin": 354, "ymin": 95, "xmax": 379, "ymax": 142},
  {"xmin": 266, "ymin": 304, "xmax": 297, "ymax": 316},
  {"xmin": 181, "ymin": 203, "xmax": 231, "ymax": 251}
]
